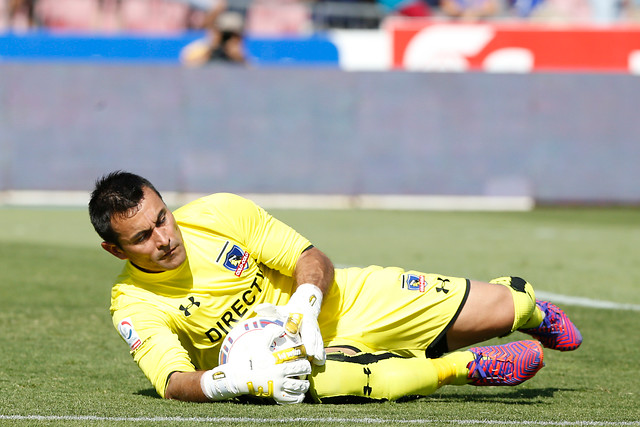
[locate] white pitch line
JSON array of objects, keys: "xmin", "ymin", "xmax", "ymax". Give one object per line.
[{"xmin": 0, "ymin": 415, "xmax": 638, "ymax": 425}]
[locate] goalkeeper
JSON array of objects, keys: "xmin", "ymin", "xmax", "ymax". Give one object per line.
[{"xmin": 89, "ymin": 171, "xmax": 582, "ymax": 404}]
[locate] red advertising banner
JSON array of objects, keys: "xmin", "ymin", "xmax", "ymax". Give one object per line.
[{"xmin": 387, "ymin": 18, "xmax": 640, "ymax": 73}]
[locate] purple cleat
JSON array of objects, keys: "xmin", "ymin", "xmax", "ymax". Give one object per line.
[
  {"xmin": 467, "ymin": 340, "xmax": 544, "ymax": 386},
  {"xmin": 521, "ymin": 300, "xmax": 583, "ymax": 351}
]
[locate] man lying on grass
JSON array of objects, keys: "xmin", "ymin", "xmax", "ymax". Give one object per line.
[{"xmin": 89, "ymin": 171, "xmax": 582, "ymax": 403}]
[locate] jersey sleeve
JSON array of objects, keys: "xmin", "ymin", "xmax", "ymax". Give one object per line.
[
  {"xmin": 112, "ymin": 302, "xmax": 195, "ymax": 398},
  {"xmin": 243, "ymin": 199, "xmax": 313, "ymax": 275},
  {"xmin": 177, "ymin": 193, "xmax": 312, "ymax": 277}
]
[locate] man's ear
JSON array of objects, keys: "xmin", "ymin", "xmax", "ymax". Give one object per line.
[{"xmin": 101, "ymin": 241, "xmax": 128, "ymax": 260}]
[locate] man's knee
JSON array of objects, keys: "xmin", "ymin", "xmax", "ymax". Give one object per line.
[{"xmin": 489, "ymin": 276, "xmax": 536, "ymax": 332}]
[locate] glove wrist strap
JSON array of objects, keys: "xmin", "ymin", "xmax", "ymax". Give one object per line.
[
  {"xmin": 290, "ymin": 283, "xmax": 323, "ymax": 318},
  {"xmin": 201, "ymin": 366, "xmax": 240, "ymax": 401}
]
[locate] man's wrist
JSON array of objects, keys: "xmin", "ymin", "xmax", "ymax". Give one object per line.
[{"xmin": 200, "ymin": 366, "xmax": 240, "ymax": 401}]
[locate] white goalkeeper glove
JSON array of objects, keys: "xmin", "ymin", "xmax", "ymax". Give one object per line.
[
  {"xmin": 255, "ymin": 283, "xmax": 326, "ymax": 366},
  {"xmin": 200, "ymin": 359, "xmax": 311, "ymax": 404},
  {"xmin": 201, "ymin": 323, "xmax": 312, "ymax": 406}
]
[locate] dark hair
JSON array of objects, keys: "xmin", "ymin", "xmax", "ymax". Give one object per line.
[{"xmin": 88, "ymin": 171, "xmax": 162, "ymax": 245}]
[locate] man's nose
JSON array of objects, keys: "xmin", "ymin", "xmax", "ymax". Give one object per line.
[{"xmin": 154, "ymin": 228, "xmax": 170, "ymax": 248}]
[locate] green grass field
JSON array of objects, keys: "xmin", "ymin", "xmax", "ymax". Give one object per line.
[{"xmin": 0, "ymin": 206, "xmax": 639, "ymax": 426}]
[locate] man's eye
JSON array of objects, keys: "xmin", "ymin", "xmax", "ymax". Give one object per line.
[{"xmin": 134, "ymin": 233, "xmax": 150, "ymax": 244}]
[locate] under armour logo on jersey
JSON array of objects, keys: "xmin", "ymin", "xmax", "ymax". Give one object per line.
[
  {"xmin": 435, "ymin": 277, "xmax": 450, "ymax": 294},
  {"xmin": 179, "ymin": 296, "xmax": 201, "ymax": 316},
  {"xmin": 363, "ymin": 367, "xmax": 372, "ymax": 396}
]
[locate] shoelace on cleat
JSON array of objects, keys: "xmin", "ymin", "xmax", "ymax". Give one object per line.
[
  {"xmin": 470, "ymin": 352, "xmax": 512, "ymax": 381},
  {"xmin": 535, "ymin": 302, "xmax": 561, "ymax": 335}
]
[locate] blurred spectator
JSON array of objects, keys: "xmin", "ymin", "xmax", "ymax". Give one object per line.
[
  {"xmin": 3, "ymin": 0, "xmax": 36, "ymax": 31},
  {"xmin": 312, "ymin": 0, "xmax": 383, "ymax": 30},
  {"xmin": 440, "ymin": 0, "xmax": 503, "ymax": 19},
  {"xmin": 510, "ymin": 0, "xmax": 545, "ymax": 17},
  {"xmin": 624, "ymin": 0, "xmax": 640, "ymax": 21},
  {"xmin": 119, "ymin": 0, "xmax": 192, "ymax": 32},
  {"xmin": 97, "ymin": 0, "xmax": 123, "ymax": 31},
  {"xmin": 378, "ymin": 0, "xmax": 432, "ymax": 16},
  {"xmin": 180, "ymin": 2, "xmax": 245, "ymax": 65},
  {"xmin": 588, "ymin": 0, "xmax": 622, "ymax": 23},
  {"xmin": 245, "ymin": 0, "xmax": 312, "ymax": 35},
  {"xmin": 210, "ymin": 10, "xmax": 244, "ymax": 61},
  {"xmin": 34, "ymin": 0, "xmax": 192, "ymax": 32},
  {"xmin": 527, "ymin": 0, "xmax": 591, "ymax": 21}
]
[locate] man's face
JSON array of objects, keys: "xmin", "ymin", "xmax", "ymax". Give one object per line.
[{"xmin": 102, "ymin": 187, "xmax": 186, "ymax": 272}]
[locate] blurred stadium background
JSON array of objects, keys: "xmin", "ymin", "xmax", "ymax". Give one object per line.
[
  {"xmin": 2, "ymin": 4, "xmax": 640, "ymax": 424},
  {"xmin": 1, "ymin": 0, "xmax": 640, "ymax": 208}
]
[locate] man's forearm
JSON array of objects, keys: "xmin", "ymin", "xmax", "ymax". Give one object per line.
[
  {"xmin": 293, "ymin": 247, "xmax": 334, "ymax": 295},
  {"xmin": 165, "ymin": 371, "xmax": 209, "ymax": 402}
]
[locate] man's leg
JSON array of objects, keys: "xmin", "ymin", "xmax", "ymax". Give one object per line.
[
  {"xmin": 488, "ymin": 277, "xmax": 582, "ymax": 351},
  {"xmin": 310, "ymin": 341, "xmax": 544, "ymax": 402},
  {"xmin": 445, "ymin": 280, "xmax": 519, "ymax": 351},
  {"xmin": 446, "ymin": 276, "xmax": 581, "ymax": 352}
]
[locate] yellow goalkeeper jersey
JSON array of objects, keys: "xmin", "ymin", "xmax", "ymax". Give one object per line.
[{"xmin": 110, "ymin": 193, "xmax": 312, "ymax": 397}]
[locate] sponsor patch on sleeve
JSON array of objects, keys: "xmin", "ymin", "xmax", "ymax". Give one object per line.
[
  {"xmin": 402, "ymin": 274, "xmax": 427, "ymax": 292},
  {"xmin": 117, "ymin": 317, "xmax": 142, "ymax": 351}
]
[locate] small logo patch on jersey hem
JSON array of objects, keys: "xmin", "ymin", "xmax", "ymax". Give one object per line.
[
  {"xmin": 402, "ymin": 274, "xmax": 427, "ymax": 292},
  {"xmin": 117, "ymin": 317, "xmax": 142, "ymax": 351}
]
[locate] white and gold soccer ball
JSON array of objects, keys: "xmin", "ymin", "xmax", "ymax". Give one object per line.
[{"xmin": 218, "ymin": 315, "xmax": 308, "ymax": 371}]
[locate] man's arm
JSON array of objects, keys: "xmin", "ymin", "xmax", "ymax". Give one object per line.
[
  {"xmin": 293, "ymin": 247, "xmax": 334, "ymax": 296},
  {"xmin": 165, "ymin": 361, "xmax": 311, "ymax": 403},
  {"xmin": 165, "ymin": 371, "xmax": 208, "ymax": 402},
  {"xmin": 274, "ymin": 246, "xmax": 334, "ymax": 365}
]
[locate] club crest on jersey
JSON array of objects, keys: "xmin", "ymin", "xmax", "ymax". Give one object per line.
[
  {"xmin": 221, "ymin": 244, "xmax": 250, "ymax": 276},
  {"xmin": 402, "ymin": 274, "xmax": 427, "ymax": 292},
  {"xmin": 117, "ymin": 317, "xmax": 142, "ymax": 351}
]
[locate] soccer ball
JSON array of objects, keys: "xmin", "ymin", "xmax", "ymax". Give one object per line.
[{"xmin": 218, "ymin": 316, "xmax": 307, "ymax": 368}]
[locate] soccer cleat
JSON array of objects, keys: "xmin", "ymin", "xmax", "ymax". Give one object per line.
[
  {"xmin": 520, "ymin": 300, "xmax": 583, "ymax": 351},
  {"xmin": 467, "ymin": 340, "xmax": 544, "ymax": 386}
]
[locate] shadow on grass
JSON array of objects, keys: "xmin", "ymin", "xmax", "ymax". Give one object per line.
[
  {"xmin": 421, "ymin": 387, "xmax": 570, "ymax": 404},
  {"xmin": 134, "ymin": 389, "xmax": 278, "ymax": 405},
  {"xmin": 134, "ymin": 387, "xmax": 572, "ymax": 405},
  {"xmin": 135, "ymin": 388, "xmax": 161, "ymax": 399},
  {"xmin": 315, "ymin": 388, "xmax": 570, "ymax": 405}
]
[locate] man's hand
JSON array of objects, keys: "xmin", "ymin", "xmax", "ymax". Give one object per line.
[
  {"xmin": 201, "ymin": 358, "xmax": 311, "ymax": 404},
  {"xmin": 256, "ymin": 283, "xmax": 326, "ymax": 365}
]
